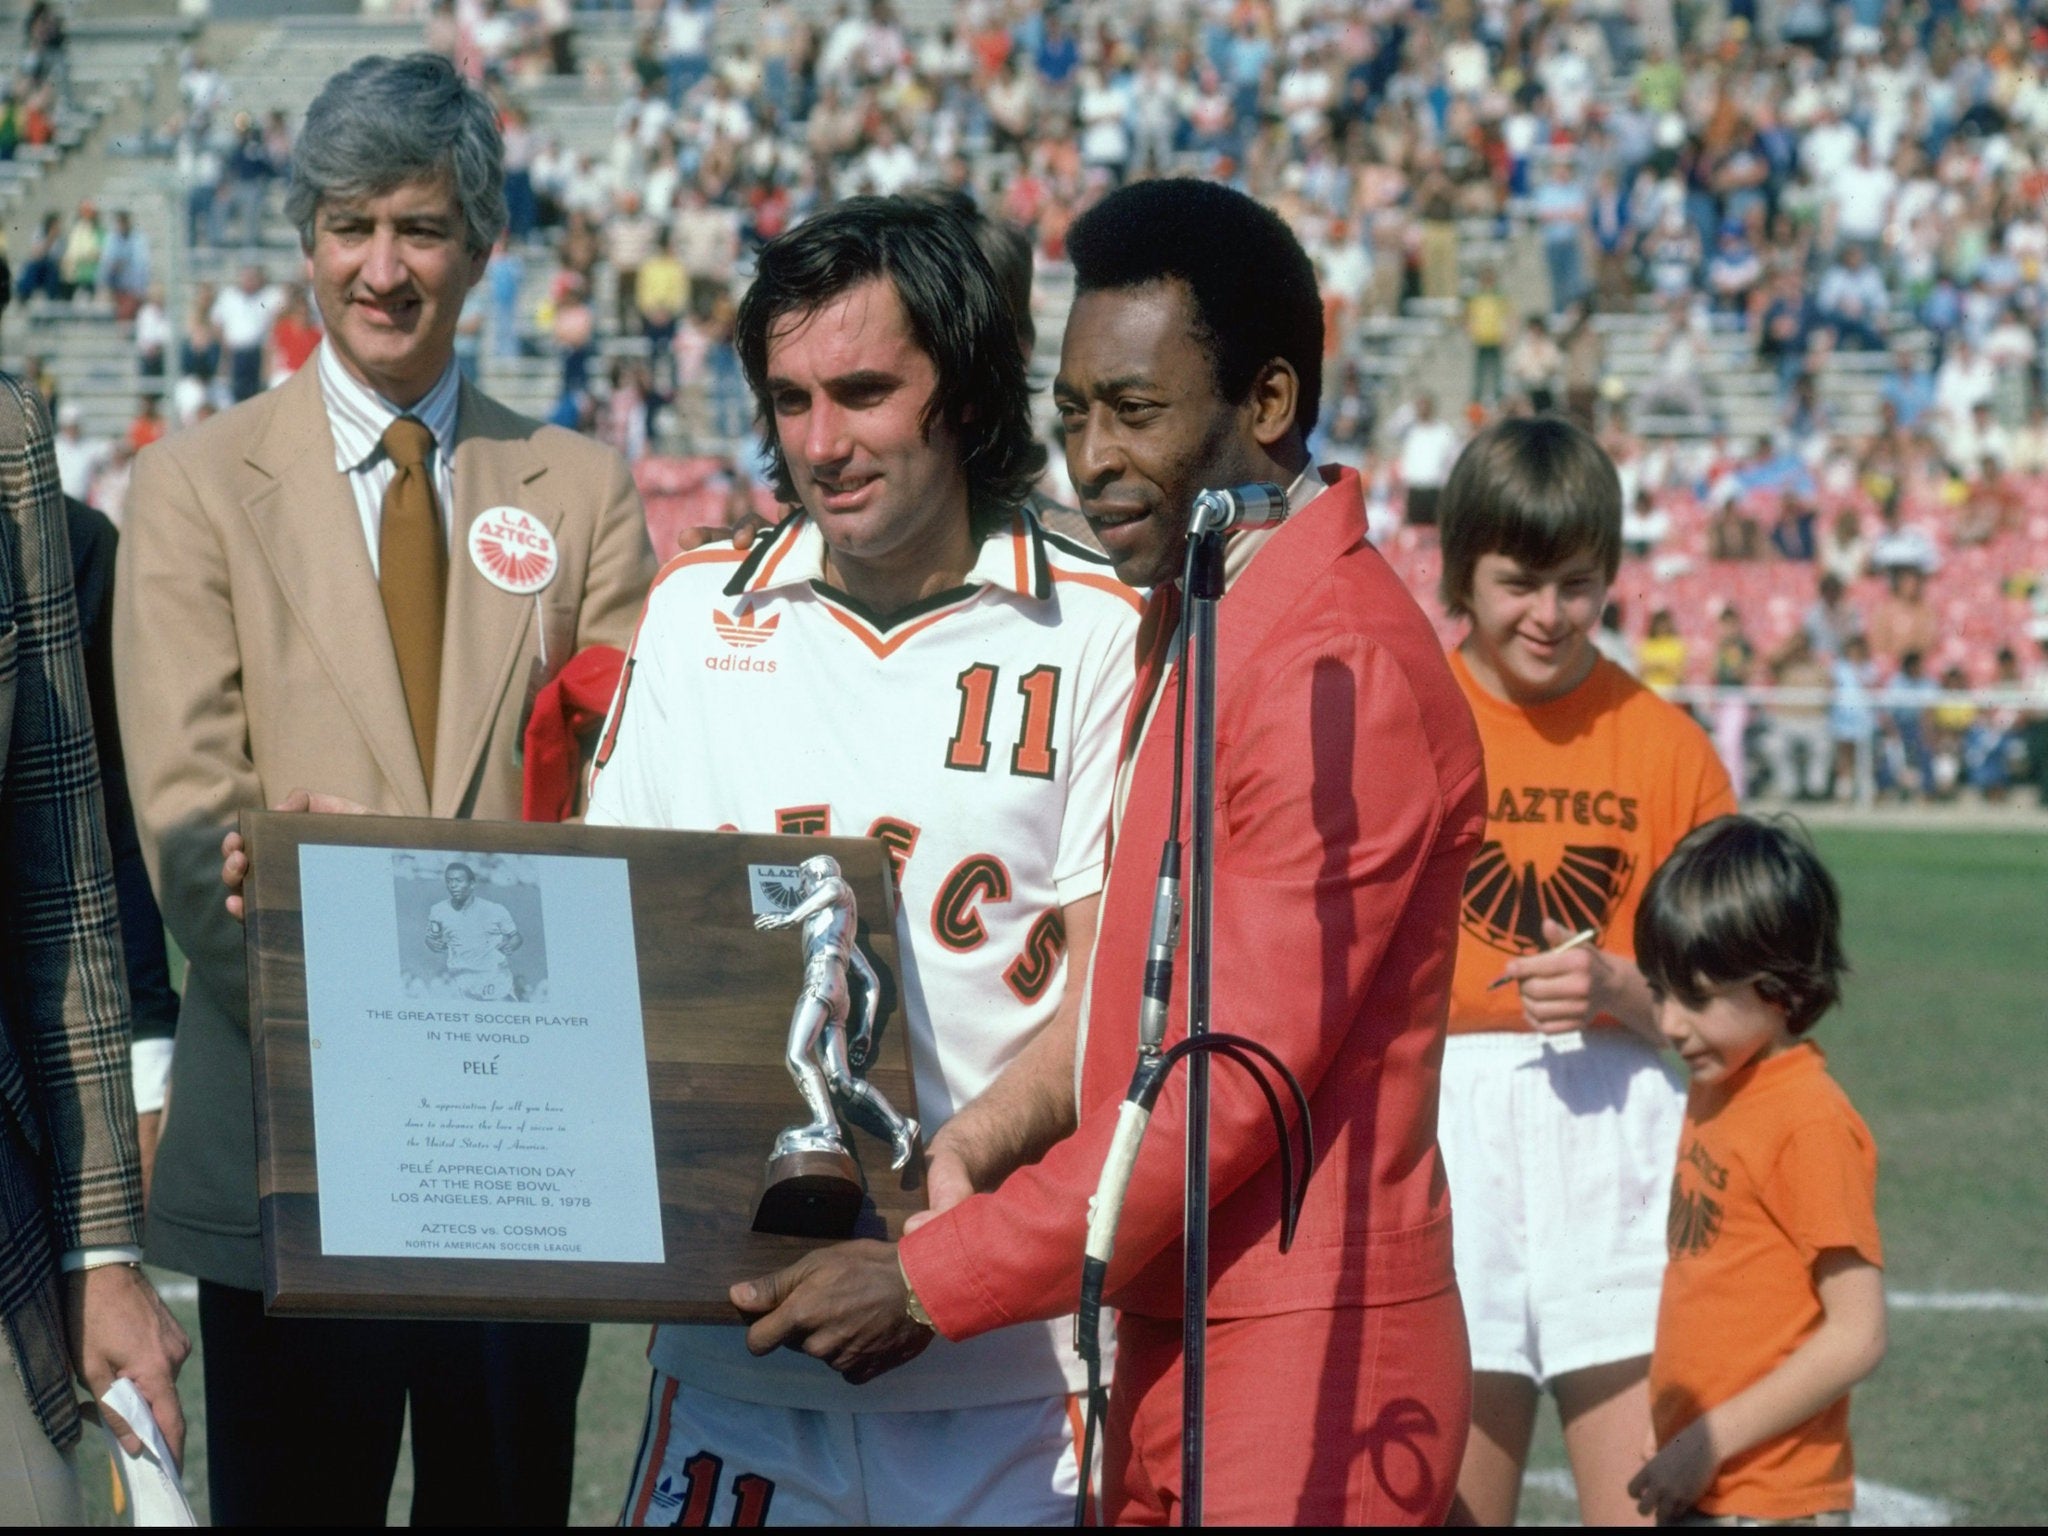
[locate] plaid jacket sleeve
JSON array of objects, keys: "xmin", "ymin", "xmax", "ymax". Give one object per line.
[{"xmin": 0, "ymin": 370, "xmax": 143, "ymax": 1253}]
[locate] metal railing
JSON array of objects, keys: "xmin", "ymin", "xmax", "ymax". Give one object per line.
[{"xmin": 1657, "ymin": 684, "xmax": 2041, "ymax": 807}]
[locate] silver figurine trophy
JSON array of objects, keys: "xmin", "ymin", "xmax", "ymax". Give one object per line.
[{"xmin": 750, "ymin": 854, "xmax": 920, "ymax": 1236}]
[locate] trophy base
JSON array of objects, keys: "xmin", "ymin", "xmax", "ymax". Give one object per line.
[{"xmin": 752, "ymin": 1147, "xmax": 866, "ymax": 1238}]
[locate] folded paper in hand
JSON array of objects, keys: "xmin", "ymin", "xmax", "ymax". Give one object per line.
[{"xmin": 99, "ymin": 1378, "xmax": 195, "ymax": 1527}]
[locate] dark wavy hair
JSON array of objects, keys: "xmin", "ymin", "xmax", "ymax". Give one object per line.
[
  {"xmin": 900, "ymin": 184, "xmax": 1037, "ymax": 357},
  {"xmin": 735, "ymin": 196, "xmax": 1045, "ymax": 519},
  {"xmin": 1065, "ymin": 178, "xmax": 1324, "ymax": 435},
  {"xmin": 1635, "ymin": 815, "xmax": 1848, "ymax": 1035}
]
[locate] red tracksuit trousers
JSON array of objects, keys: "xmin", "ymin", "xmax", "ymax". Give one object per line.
[{"xmin": 1103, "ymin": 1287, "xmax": 1471, "ymax": 1526}]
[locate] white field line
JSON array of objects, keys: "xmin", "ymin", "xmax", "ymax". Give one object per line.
[
  {"xmin": 1524, "ymin": 1469, "xmax": 1954, "ymax": 1527},
  {"xmin": 1890, "ymin": 1289, "xmax": 2048, "ymax": 1313}
]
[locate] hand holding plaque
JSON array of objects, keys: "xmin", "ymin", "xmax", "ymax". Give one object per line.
[{"xmin": 752, "ymin": 855, "xmax": 921, "ymax": 1237}]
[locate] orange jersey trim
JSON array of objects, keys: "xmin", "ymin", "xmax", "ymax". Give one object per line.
[
  {"xmin": 751, "ymin": 525, "xmax": 800, "ymax": 590},
  {"xmin": 656, "ymin": 544, "xmax": 748, "ymax": 576},
  {"xmin": 589, "ymin": 546, "xmax": 751, "ymax": 796},
  {"xmin": 816, "ymin": 595, "xmax": 980, "ymax": 658},
  {"xmin": 1051, "ymin": 566, "xmax": 1145, "ymax": 613},
  {"xmin": 627, "ymin": 1372, "xmax": 682, "ymax": 1526}
]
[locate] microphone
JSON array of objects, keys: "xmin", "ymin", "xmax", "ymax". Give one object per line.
[
  {"xmin": 1188, "ymin": 482, "xmax": 1289, "ymax": 537},
  {"xmin": 1137, "ymin": 843, "xmax": 1181, "ymax": 1054}
]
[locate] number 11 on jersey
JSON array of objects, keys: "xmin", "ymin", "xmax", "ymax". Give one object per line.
[{"xmin": 945, "ymin": 663, "xmax": 1062, "ymax": 780}]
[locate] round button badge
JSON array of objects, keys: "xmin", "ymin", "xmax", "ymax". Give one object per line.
[{"xmin": 468, "ymin": 506, "xmax": 560, "ymax": 596}]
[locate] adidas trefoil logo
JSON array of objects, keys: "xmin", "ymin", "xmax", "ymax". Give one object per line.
[{"xmin": 713, "ymin": 608, "xmax": 780, "ymax": 649}]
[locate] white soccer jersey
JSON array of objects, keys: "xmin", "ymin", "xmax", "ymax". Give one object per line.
[{"xmin": 587, "ymin": 508, "xmax": 1139, "ymax": 1413}]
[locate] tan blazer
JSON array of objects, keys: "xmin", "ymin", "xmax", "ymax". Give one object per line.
[{"xmin": 114, "ymin": 361, "xmax": 655, "ymax": 1289}]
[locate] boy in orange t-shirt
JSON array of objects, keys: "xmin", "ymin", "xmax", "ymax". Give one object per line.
[
  {"xmin": 1437, "ymin": 417, "xmax": 1735, "ymax": 1526},
  {"xmin": 1630, "ymin": 816, "xmax": 1885, "ymax": 1524}
]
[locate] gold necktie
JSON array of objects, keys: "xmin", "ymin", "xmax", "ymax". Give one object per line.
[{"xmin": 379, "ymin": 417, "xmax": 447, "ymax": 792}]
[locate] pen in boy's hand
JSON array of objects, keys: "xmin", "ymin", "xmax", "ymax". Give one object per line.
[{"xmin": 1487, "ymin": 927, "xmax": 1599, "ymax": 990}]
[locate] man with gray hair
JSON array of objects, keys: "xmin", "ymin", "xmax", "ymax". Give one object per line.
[{"xmin": 116, "ymin": 52, "xmax": 654, "ymax": 1523}]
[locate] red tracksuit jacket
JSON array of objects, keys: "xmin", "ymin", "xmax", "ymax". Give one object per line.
[{"xmin": 901, "ymin": 467, "xmax": 1487, "ymax": 1331}]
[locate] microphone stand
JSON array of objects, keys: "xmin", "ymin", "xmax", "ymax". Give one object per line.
[{"xmin": 1179, "ymin": 522, "xmax": 1225, "ymax": 1526}]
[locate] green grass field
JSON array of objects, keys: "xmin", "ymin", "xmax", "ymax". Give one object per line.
[{"xmin": 126, "ymin": 826, "xmax": 2045, "ymax": 1525}]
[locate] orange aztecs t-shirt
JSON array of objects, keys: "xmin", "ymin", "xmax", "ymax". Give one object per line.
[
  {"xmin": 1651, "ymin": 1043, "xmax": 1883, "ymax": 1518},
  {"xmin": 1447, "ymin": 650, "xmax": 1736, "ymax": 1033}
]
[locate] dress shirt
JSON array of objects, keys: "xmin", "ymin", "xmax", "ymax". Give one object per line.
[{"xmin": 316, "ymin": 340, "xmax": 461, "ymax": 577}]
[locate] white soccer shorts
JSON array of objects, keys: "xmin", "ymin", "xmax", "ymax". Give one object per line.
[
  {"xmin": 1438, "ymin": 1028, "xmax": 1685, "ymax": 1385},
  {"xmin": 621, "ymin": 1370, "xmax": 1089, "ymax": 1526}
]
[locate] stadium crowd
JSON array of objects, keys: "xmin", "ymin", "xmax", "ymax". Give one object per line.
[
  {"xmin": 6, "ymin": 0, "xmax": 2048, "ymax": 806},
  {"xmin": 1, "ymin": 9, "xmax": 2040, "ymax": 1529}
]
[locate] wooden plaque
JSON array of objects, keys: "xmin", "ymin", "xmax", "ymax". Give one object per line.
[{"xmin": 243, "ymin": 811, "xmax": 924, "ymax": 1322}]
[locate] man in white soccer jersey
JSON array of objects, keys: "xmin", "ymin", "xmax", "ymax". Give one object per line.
[
  {"xmin": 586, "ymin": 197, "xmax": 1139, "ymax": 1525},
  {"xmin": 425, "ymin": 861, "xmax": 522, "ymax": 1000}
]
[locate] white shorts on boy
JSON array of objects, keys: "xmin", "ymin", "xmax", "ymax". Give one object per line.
[
  {"xmin": 621, "ymin": 1373, "xmax": 1086, "ymax": 1526},
  {"xmin": 1438, "ymin": 1029, "xmax": 1685, "ymax": 1383}
]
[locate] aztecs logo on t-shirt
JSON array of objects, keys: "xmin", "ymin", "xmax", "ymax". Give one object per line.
[
  {"xmin": 1667, "ymin": 1136, "xmax": 1730, "ymax": 1258},
  {"xmin": 1460, "ymin": 838, "xmax": 1637, "ymax": 956},
  {"xmin": 1458, "ymin": 784, "xmax": 1643, "ymax": 955}
]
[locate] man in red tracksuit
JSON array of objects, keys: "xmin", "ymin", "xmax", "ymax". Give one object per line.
[{"xmin": 733, "ymin": 179, "xmax": 1486, "ymax": 1525}]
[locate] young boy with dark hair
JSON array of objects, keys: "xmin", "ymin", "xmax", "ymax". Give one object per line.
[
  {"xmin": 1437, "ymin": 416, "xmax": 1736, "ymax": 1525},
  {"xmin": 1630, "ymin": 815, "xmax": 1886, "ymax": 1525}
]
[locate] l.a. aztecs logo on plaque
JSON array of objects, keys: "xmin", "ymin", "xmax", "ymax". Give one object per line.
[
  {"xmin": 468, "ymin": 506, "xmax": 560, "ymax": 596},
  {"xmin": 746, "ymin": 864, "xmax": 806, "ymax": 917},
  {"xmin": 1460, "ymin": 839, "xmax": 1637, "ymax": 955}
]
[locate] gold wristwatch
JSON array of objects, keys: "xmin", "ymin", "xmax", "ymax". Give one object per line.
[{"xmin": 900, "ymin": 1254, "xmax": 935, "ymax": 1329}]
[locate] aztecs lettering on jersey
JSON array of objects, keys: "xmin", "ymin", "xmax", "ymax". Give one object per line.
[
  {"xmin": 775, "ymin": 804, "xmax": 832, "ymax": 836},
  {"xmin": 933, "ymin": 854, "xmax": 1013, "ymax": 952},
  {"xmin": 1460, "ymin": 838, "xmax": 1638, "ymax": 956},
  {"xmin": 773, "ymin": 815, "xmax": 1063, "ymax": 988},
  {"xmin": 1004, "ymin": 908, "xmax": 1068, "ymax": 1003},
  {"xmin": 1490, "ymin": 784, "xmax": 1641, "ymax": 831},
  {"xmin": 1667, "ymin": 1137, "xmax": 1731, "ymax": 1259},
  {"xmin": 866, "ymin": 817, "xmax": 920, "ymax": 892}
]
